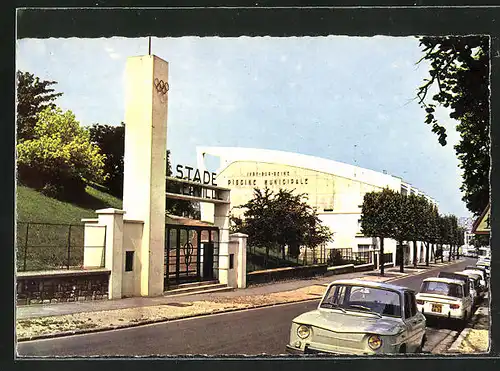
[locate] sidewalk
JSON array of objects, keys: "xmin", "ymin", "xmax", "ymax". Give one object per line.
[
  {"xmin": 448, "ymin": 294, "xmax": 490, "ymax": 354},
  {"xmin": 16, "ymin": 259, "xmax": 463, "ymax": 341}
]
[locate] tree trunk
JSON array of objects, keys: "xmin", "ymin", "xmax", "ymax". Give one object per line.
[
  {"xmin": 448, "ymin": 244, "xmax": 452, "ymax": 262},
  {"xmin": 441, "ymin": 244, "xmax": 444, "ymax": 263},
  {"xmin": 380, "ymin": 237, "xmax": 385, "ymax": 276},
  {"xmin": 282, "ymin": 245, "xmax": 286, "ymax": 261},
  {"xmin": 399, "ymin": 241, "xmax": 405, "ymax": 273},
  {"xmin": 413, "ymin": 240, "xmax": 418, "ymax": 268},
  {"xmin": 425, "ymin": 241, "xmax": 430, "ymax": 267},
  {"xmin": 456, "ymin": 244, "xmax": 460, "ymax": 260}
]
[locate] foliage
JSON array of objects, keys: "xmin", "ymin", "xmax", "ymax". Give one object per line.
[
  {"xmin": 17, "ymin": 71, "xmax": 63, "ymax": 142},
  {"xmin": 165, "ymin": 151, "xmax": 200, "ymax": 219},
  {"xmin": 17, "ymin": 107, "xmax": 107, "ymax": 200},
  {"xmin": 360, "ymin": 188, "xmax": 400, "ymax": 239},
  {"xmin": 88, "ymin": 122, "xmax": 199, "ymax": 218},
  {"xmin": 232, "ymin": 188, "xmax": 333, "ymax": 259},
  {"xmin": 470, "ymin": 234, "xmax": 489, "ymax": 247},
  {"xmin": 416, "ymin": 36, "xmax": 490, "ymax": 215},
  {"xmin": 89, "ymin": 123, "xmax": 125, "ymax": 198},
  {"xmin": 360, "ymin": 188, "xmax": 403, "ymax": 274}
]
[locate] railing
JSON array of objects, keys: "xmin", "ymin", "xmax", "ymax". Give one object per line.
[
  {"xmin": 16, "ymin": 222, "xmax": 106, "ymax": 272},
  {"xmin": 246, "ymin": 244, "xmax": 327, "ymax": 273}
]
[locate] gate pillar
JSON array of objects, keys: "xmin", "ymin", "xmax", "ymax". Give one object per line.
[
  {"xmin": 122, "ymin": 55, "xmax": 169, "ymax": 297},
  {"xmin": 214, "ymin": 190, "xmax": 231, "ymax": 285}
]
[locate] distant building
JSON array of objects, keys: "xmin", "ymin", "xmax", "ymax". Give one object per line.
[{"xmin": 197, "ymin": 147, "xmax": 439, "ymax": 265}]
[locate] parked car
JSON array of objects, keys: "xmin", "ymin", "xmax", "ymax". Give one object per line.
[
  {"xmin": 460, "ymin": 271, "xmax": 484, "ymax": 304},
  {"xmin": 286, "ymin": 279, "xmax": 426, "ymax": 355},
  {"xmin": 476, "ymin": 259, "xmax": 491, "ymax": 275},
  {"xmin": 438, "ymin": 271, "xmax": 473, "ymax": 303},
  {"xmin": 464, "ymin": 266, "xmax": 489, "ymax": 287},
  {"xmin": 416, "ymin": 277, "xmax": 472, "ymax": 323}
]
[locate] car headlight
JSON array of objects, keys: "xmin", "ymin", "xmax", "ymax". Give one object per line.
[
  {"xmin": 367, "ymin": 334, "xmax": 383, "ymax": 350},
  {"xmin": 297, "ymin": 325, "xmax": 311, "ymax": 339}
]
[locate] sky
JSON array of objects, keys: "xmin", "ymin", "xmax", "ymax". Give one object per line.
[{"xmin": 16, "ymin": 36, "xmax": 471, "ymax": 217}]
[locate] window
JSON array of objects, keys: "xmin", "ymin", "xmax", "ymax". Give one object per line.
[
  {"xmin": 229, "ymin": 254, "xmax": 234, "ymax": 269},
  {"xmin": 408, "ymin": 292, "xmax": 418, "ymax": 317},
  {"xmin": 358, "ymin": 244, "xmax": 371, "ymax": 251},
  {"xmin": 404, "ymin": 292, "xmax": 412, "ymax": 319},
  {"xmin": 125, "ymin": 251, "xmax": 134, "ymax": 272},
  {"xmin": 320, "ymin": 285, "xmax": 401, "ymax": 317},
  {"xmin": 420, "ymin": 281, "xmax": 463, "ymax": 298}
]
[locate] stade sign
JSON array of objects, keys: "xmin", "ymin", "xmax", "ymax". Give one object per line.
[
  {"xmin": 175, "ymin": 165, "xmax": 217, "ymax": 186},
  {"xmin": 168, "ymin": 165, "xmax": 223, "ymax": 201}
]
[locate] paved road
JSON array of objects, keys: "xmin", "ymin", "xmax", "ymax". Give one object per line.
[{"xmin": 17, "ymin": 258, "xmax": 476, "ymax": 357}]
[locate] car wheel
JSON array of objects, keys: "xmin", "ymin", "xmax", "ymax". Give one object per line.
[
  {"xmin": 399, "ymin": 344, "xmax": 407, "ymax": 354},
  {"xmin": 462, "ymin": 311, "xmax": 468, "ymax": 326},
  {"xmin": 416, "ymin": 336, "xmax": 426, "ymax": 353}
]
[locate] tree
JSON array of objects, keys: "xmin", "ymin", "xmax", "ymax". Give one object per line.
[
  {"xmin": 233, "ymin": 188, "xmax": 332, "ymax": 262},
  {"xmin": 422, "ymin": 203, "xmax": 440, "ymax": 266},
  {"xmin": 88, "ymin": 123, "xmax": 199, "ymax": 218},
  {"xmin": 416, "ymin": 36, "xmax": 490, "ymax": 216},
  {"xmin": 360, "ymin": 188, "xmax": 400, "ymax": 276},
  {"xmin": 17, "ymin": 106, "xmax": 106, "ymax": 200},
  {"xmin": 391, "ymin": 192, "xmax": 412, "ymax": 273},
  {"xmin": 165, "ymin": 151, "xmax": 200, "ymax": 219},
  {"xmin": 407, "ymin": 194, "xmax": 428, "ymax": 268},
  {"xmin": 89, "ymin": 123, "xmax": 125, "ymax": 198},
  {"xmin": 17, "ymin": 71, "xmax": 63, "ymax": 142}
]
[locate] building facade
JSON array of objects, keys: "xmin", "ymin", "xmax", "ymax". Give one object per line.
[{"xmin": 197, "ymin": 147, "xmax": 438, "ymax": 265}]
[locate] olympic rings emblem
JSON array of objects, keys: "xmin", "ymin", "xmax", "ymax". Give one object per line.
[{"xmin": 154, "ymin": 78, "xmax": 169, "ymax": 95}]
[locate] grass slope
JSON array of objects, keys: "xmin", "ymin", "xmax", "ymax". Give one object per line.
[{"xmin": 16, "ymin": 185, "xmax": 123, "ymax": 224}]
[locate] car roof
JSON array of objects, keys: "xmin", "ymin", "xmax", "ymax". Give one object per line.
[
  {"xmin": 329, "ymin": 279, "xmax": 411, "ymax": 293},
  {"xmin": 422, "ymin": 277, "xmax": 465, "ymax": 285},
  {"xmin": 464, "ymin": 265, "xmax": 486, "ymax": 272},
  {"xmin": 461, "ymin": 271, "xmax": 481, "ymax": 279}
]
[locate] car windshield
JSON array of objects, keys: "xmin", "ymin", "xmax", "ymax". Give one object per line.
[
  {"xmin": 320, "ymin": 284, "xmax": 401, "ymax": 317},
  {"xmin": 420, "ymin": 281, "xmax": 463, "ymax": 298}
]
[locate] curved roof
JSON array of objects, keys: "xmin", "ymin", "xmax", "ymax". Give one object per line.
[{"xmin": 197, "ymin": 146, "xmax": 402, "ymax": 189}]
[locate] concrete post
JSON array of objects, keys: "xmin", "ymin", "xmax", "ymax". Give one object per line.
[
  {"xmin": 82, "ymin": 218, "xmax": 105, "ymax": 268},
  {"xmin": 230, "ymin": 233, "xmax": 248, "ymax": 289},
  {"xmin": 95, "ymin": 208, "xmax": 125, "ymax": 300},
  {"xmin": 122, "ymin": 55, "xmax": 169, "ymax": 297},
  {"xmin": 214, "ymin": 190, "xmax": 231, "ymax": 285}
]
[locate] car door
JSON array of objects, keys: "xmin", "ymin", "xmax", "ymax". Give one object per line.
[
  {"xmin": 402, "ymin": 291, "xmax": 421, "ymax": 351},
  {"xmin": 408, "ymin": 291, "xmax": 426, "ymax": 351}
]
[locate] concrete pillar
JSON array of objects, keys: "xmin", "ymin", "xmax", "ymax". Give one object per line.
[
  {"xmin": 95, "ymin": 208, "xmax": 125, "ymax": 300},
  {"xmin": 230, "ymin": 233, "xmax": 248, "ymax": 289},
  {"xmin": 82, "ymin": 218, "xmax": 105, "ymax": 268},
  {"xmin": 122, "ymin": 55, "xmax": 169, "ymax": 297},
  {"xmin": 214, "ymin": 190, "xmax": 231, "ymax": 285}
]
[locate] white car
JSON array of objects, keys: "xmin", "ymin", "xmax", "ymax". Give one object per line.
[
  {"xmin": 476, "ymin": 259, "xmax": 491, "ymax": 275},
  {"xmin": 416, "ymin": 277, "xmax": 473, "ymax": 323},
  {"xmin": 464, "ymin": 266, "xmax": 488, "ymax": 288},
  {"xmin": 286, "ymin": 280, "xmax": 427, "ymax": 355}
]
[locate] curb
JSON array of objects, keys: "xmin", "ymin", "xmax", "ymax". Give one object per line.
[
  {"xmin": 17, "ymin": 296, "xmax": 323, "ymax": 342},
  {"xmin": 16, "ymin": 259, "xmax": 466, "ymax": 343},
  {"xmin": 448, "ymin": 328, "xmax": 472, "ymax": 353},
  {"xmin": 447, "ymin": 304, "xmax": 489, "ymax": 353}
]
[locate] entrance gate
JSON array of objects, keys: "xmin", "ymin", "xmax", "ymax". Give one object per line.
[{"xmin": 164, "ymin": 224, "xmax": 220, "ymax": 288}]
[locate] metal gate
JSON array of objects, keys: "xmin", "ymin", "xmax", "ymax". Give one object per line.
[{"xmin": 164, "ymin": 224, "xmax": 219, "ymax": 288}]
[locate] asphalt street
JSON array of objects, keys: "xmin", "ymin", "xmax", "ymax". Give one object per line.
[{"xmin": 17, "ymin": 258, "xmax": 476, "ymax": 357}]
